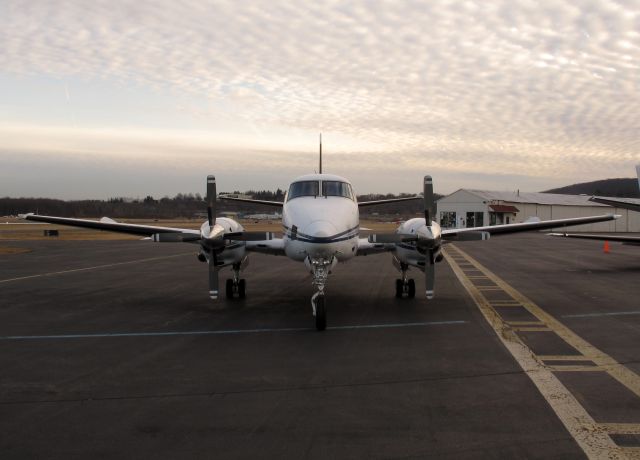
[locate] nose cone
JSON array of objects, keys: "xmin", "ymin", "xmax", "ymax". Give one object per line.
[{"xmin": 304, "ymin": 220, "xmax": 338, "ymax": 240}]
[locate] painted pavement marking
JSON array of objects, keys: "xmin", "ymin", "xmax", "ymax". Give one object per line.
[
  {"xmin": 0, "ymin": 320, "xmax": 468, "ymax": 341},
  {"xmin": 445, "ymin": 244, "xmax": 640, "ymax": 460},
  {"xmin": 0, "ymin": 253, "xmax": 194, "ymax": 284}
]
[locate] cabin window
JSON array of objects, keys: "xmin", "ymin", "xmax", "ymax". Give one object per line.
[
  {"xmin": 287, "ymin": 181, "xmax": 319, "ymax": 200},
  {"xmin": 322, "ymin": 181, "xmax": 353, "ymax": 200}
]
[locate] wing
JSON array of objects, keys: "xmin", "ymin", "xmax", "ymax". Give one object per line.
[
  {"xmin": 19, "ymin": 213, "xmax": 200, "ymax": 239},
  {"xmin": 442, "ymin": 214, "xmax": 619, "ymax": 239},
  {"xmin": 245, "ymin": 238, "xmax": 286, "ymax": 255},
  {"xmin": 219, "ymin": 196, "xmax": 283, "ymax": 207},
  {"xmin": 357, "ymin": 196, "xmax": 421, "ymax": 208},
  {"xmin": 548, "ymin": 232, "xmax": 640, "ymax": 245},
  {"xmin": 356, "ymin": 238, "xmax": 396, "ymax": 255},
  {"xmin": 589, "ymin": 196, "xmax": 640, "ymax": 212}
]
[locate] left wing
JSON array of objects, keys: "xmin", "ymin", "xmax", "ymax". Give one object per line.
[
  {"xmin": 219, "ymin": 196, "xmax": 283, "ymax": 207},
  {"xmin": 442, "ymin": 214, "xmax": 619, "ymax": 239},
  {"xmin": 19, "ymin": 213, "xmax": 200, "ymax": 239},
  {"xmin": 548, "ymin": 232, "xmax": 640, "ymax": 245}
]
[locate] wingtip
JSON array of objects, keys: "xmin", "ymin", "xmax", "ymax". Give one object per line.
[{"xmin": 18, "ymin": 212, "xmax": 34, "ymax": 219}]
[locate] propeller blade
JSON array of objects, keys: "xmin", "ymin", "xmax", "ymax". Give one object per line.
[
  {"xmin": 424, "ymin": 175, "xmax": 434, "ymax": 225},
  {"xmin": 207, "ymin": 175, "xmax": 216, "ymax": 228},
  {"xmin": 425, "ymin": 250, "xmax": 435, "ymax": 299},
  {"xmin": 208, "ymin": 249, "xmax": 219, "ymax": 299}
]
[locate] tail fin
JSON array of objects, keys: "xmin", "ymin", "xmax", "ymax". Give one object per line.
[
  {"xmin": 319, "ymin": 133, "xmax": 322, "ymax": 174},
  {"xmin": 636, "ymin": 164, "xmax": 639, "ymax": 191}
]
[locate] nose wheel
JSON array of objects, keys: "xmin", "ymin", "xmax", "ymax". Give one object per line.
[{"xmin": 312, "ymin": 292, "xmax": 326, "ymax": 331}]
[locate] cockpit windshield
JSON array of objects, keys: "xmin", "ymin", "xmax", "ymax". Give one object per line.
[
  {"xmin": 287, "ymin": 181, "xmax": 319, "ymax": 200},
  {"xmin": 322, "ymin": 181, "xmax": 354, "ymax": 200}
]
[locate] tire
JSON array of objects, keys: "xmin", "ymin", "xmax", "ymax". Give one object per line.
[
  {"xmin": 315, "ymin": 295, "xmax": 326, "ymax": 331},
  {"xmin": 408, "ymin": 279, "xmax": 416, "ymax": 298},
  {"xmin": 225, "ymin": 279, "xmax": 234, "ymax": 299},
  {"xmin": 395, "ymin": 279, "xmax": 403, "ymax": 298},
  {"xmin": 238, "ymin": 279, "xmax": 246, "ymax": 298}
]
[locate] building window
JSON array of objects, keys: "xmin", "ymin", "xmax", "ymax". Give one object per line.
[
  {"xmin": 440, "ymin": 211, "xmax": 456, "ymax": 228},
  {"xmin": 466, "ymin": 212, "xmax": 484, "ymax": 228}
]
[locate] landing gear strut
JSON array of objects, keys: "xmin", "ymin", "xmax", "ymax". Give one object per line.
[
  {"xmin": 395, "ymin": 263, "xmax": 416, "ymax": 298},
  {"xmin": 310, "ymin": 258, "xmax": 332, "ymax": 331},
  {"xmin": 225, "ymin": 263, "xmax": 246, "ymax": 299}
]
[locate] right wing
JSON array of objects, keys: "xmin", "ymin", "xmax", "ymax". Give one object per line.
[
  {"xmin": 588, "ymin": 164, "xmax": 640, "ymax": 212},
  {"xmin": 442, "ymin": 213, "xmax": 619, "ymax": 238},
  {"xmin": 548, "ymin": 232, "xmax": 640, "ymax": 245},
  {"xmin": 589, "ymin": 196, "xmax": 640, "ymax": 212},
  {"xmin": 356, "ymin": 238, "xmax": 396, "ymax": 255},
  {"xmin": 357, "ymin": 196, "xmax": 421, "ymax": 208}
]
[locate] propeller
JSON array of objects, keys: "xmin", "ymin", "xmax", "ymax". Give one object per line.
[
  {"xmin": 424, "ymin": 175, "xmax": 434, "ymax": 225},
  {"xmin": 206, "ymin": 175, "xmax": 219, "ymax": 299},
  {"xmin": 207, "ymin": 175, "xmax": 216, "ymax": 228},
  {"xmin": 208, "ymin": 248, "xmax": 219, "ymax": 299},
  {"xmin": 423, "ymin": 175, "xmax": 436, "ymax": 299}
]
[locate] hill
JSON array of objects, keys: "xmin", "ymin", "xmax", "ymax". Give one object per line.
[{"xmin": 543, "ymin": 178, "xmax": 639, "ymax": 198}]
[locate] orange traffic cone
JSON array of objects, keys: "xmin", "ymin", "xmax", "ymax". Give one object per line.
[{"xmin": 603, "ymin": 241, "xmax": 610, "ymax": 254}]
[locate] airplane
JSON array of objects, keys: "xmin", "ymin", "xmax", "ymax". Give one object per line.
[
  {"xmin": 550, "ymin": 165, "xmax": 640, "ymax": 245},
  {"xmin": 243, "ymin": 211, "xmax": 282, "ymax": 221},
  {"xmin": 20, "ymin": 168, "xmax": 618, "ymax": 331}
]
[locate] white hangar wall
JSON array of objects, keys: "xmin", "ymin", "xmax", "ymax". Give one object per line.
[{"xmin": 436, "ymin": 189, "xmax": 639, "ymax": 232}]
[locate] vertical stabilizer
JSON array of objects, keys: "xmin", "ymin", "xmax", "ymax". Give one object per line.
[
  {"xmin": 636, "ymin": 164, "xmax": 639, "ymax": 190},
  {"xmin": 319, "ymin": 133, "xmax": 323, "ymax": 174}
]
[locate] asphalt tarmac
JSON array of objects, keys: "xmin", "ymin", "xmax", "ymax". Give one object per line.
[{"xmin": 1, "ymin": 233, "xmax": 639, "ymax": 459}]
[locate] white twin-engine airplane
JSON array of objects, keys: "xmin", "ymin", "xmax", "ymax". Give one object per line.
[{"xmin": 21, "ymin": 169, "xmax": 618, "ymax": 331}]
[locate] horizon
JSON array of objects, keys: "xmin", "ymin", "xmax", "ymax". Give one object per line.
[{"xmin": 2, "ymin": 174, "xmax": 637, "ymax": 202}]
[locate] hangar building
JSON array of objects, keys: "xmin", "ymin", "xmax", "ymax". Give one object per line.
[{"xmin": 436, "ymin": 189, "xmax": 640, "ymax": 232}]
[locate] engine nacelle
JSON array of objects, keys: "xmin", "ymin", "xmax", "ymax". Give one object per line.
[
  {"xmin": 393, "ymin": 218, "xmax": 443, "ymax": 269},
  {"xmin": 198, "ymin": 217, "xmax": 247, "ymax": 267}
]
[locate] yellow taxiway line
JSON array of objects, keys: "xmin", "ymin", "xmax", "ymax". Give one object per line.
[{"xmin": 445, "ymin": 244, "xmax": 640, "ymax": 460}]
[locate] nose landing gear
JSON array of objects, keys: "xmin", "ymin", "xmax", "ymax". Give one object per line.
[{"xmin": 310, "ymin": 258, "xmax": 332, "ymax": 331}]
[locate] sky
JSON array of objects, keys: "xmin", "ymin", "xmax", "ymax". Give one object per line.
[{"xmin": 1, "ymin": 0, "xmax": 639, "ymax": 199}]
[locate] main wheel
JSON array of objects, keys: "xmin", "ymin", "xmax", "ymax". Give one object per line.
[
  {"xmin": 315, "ymin": 295, "xmax": 326, "ymax": 331},
  {"xmin": 238, "ymin": 279, "xmax": 246, "ymax": 298},
  {"xmin": 225, "ymin": 279, "xmax": 234, "ymax": 299},
  {"xmin": 408, "ymin": 279, "xmax": 416, "ymax": 298},
  {"xmin": 395, "ymin": 279, "xmax": 403, "ymax": 298}
]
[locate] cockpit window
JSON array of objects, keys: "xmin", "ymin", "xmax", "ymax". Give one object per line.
[
  {"xmin": 322, "ymin": 181, "xmax": 353, "ymax": 200},
  {"xmin": 287, "ymin": 181, "xmax": 319, "ymax": 200}
]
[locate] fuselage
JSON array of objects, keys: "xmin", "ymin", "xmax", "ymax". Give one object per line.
[{"xmin": 281, "ymin": 173, "xmax": 360, "ymax": 262}]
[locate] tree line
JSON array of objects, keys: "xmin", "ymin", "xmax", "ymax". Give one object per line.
[{"xmin": 1, "ymin": 190, "xmax": 435, "ymax": 219}]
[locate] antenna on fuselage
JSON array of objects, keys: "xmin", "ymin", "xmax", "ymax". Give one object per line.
[{"xmin": 319, "ymin": 133, "xmax": 322, "ymax": 174}]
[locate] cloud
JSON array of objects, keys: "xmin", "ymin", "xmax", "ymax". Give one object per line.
[{"xmin": 1, "ymin": 0, "xmax": 639, "ymax": 196}]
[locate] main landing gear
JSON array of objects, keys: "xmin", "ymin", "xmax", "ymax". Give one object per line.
[
  {"xmin": 225, "ymin": 263, "xmax": 246, "ymax": 299},
  {"xmin": 395, "ymin": 263, "xmax": 416, "ymax": 298}
]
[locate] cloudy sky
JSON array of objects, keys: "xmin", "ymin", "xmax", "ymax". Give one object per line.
[{"xmin": 1, "ymin": 0, "xmax": 639, "ymax": 199}]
